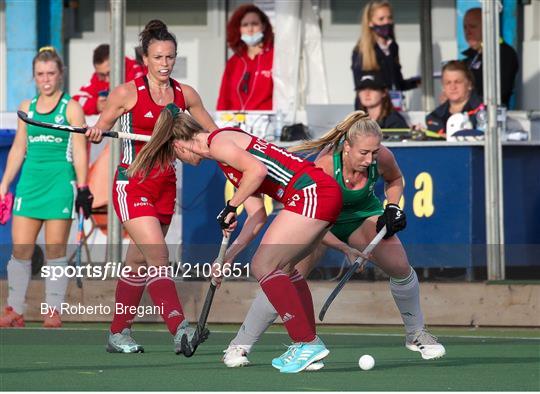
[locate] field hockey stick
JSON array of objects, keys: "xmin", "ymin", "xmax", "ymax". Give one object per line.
[
  {"xmin": 17, "ymin": 111, "xmax": 151, "ymax": 142},
  {"xmin": 181, "ymin": 235, "xmax": 230, "ymax": 357},
  {"xmin": 75, "ymin": 208, "xmax": 84, "ymax": 289},
  {"xmin": 318, "ymin": 226, "xmax": 387, "ymax": 322}
]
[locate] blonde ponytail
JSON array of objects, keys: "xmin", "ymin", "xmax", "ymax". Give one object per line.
[{"xmin": 289, "ymin": 111, "xmax": 376, "ymax": 154}]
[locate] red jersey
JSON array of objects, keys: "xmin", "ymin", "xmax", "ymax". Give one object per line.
[
  {"xmin": 207, "ymin": 128, "xmax": 313, "ymax": 202},
  {"xmin": 120, "ymin": 76, "xmax": 186, "ymax": 174},
  {"xmin": 216, "ymin": 46, "xmax": 274, "ymax": 111},
  {"xmin": 73, "ymin": 57, "xmax": 145, "ymax": 115}
]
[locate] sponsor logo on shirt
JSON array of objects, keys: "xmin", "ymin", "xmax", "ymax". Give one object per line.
[
  {"xmin": 29, "ymin": 135, "xmax": 63, "ymax": 143},
  {"xmin": 144, "ymin": 111, "xmax": 154, "ymax": 118},
  {"xmin": 134, "ymin": 196, "xmax": 152, "ymax": 207}
]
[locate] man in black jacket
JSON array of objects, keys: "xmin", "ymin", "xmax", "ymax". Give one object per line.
[{"xmin": 462, "ymin": 7, "xmax": 519, "ymax": 108}]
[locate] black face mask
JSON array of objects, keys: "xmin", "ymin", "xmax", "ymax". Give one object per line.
[{"xmin": 371, "ymin": 23, "xmax": 394, "ymax": 39}]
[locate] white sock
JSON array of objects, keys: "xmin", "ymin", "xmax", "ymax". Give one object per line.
[
  {"xmin": 390, "ymin": 267, "xmax": 424, "ymax": 336},
  {"xmin": 230, "ymin": 290, "xmax": 278, "ymax": 352},
  {"xmin": 7, "ymin": 256, "xmax": 32, "ymax": 314},
  {"xmin": 45, "ymin": 257, "xmax": 69, "ymax": 313}
]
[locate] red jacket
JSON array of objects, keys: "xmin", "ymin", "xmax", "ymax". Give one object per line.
[
  {"xmin": 73, "ymin": 57, "xmax": 145, "ymax": 115},
  {"xmin": 216, "ymin": 46, "xmax": 274, "ymax": 111}
]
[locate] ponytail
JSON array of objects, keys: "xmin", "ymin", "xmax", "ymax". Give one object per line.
[
  {"xmin": 127, "ymin": 104, "xmax": 206, "ymax": 179},
  {"xmin": 127, "ymin": 105, "xmax": 177, "ymax": 179},
  {"xmin": 289, "ymin": 111, "xmax": 379, "ymax": 154}
]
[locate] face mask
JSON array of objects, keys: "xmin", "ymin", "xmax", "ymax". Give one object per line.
[
  {"xmin": 371, "ymin": 23, "xmax": 394, "ymax": 39},
  {"xmin": 241, "ymin": 31, "xmax": 264, "ymax": 47}
]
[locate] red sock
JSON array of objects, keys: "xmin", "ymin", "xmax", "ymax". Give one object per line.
[
  {"xmin": 259, "ymin": 269, "xmax": 315, "ymax": 343},
  {"xmin": 290, "ymin": 270, "xmax": 315, "ymax": 331},
  {"xmin": 110, "ymin": 270, "xmax": 146, "ymax": 334},
  {"xmin": 146, "ymin": 266, "xmax": 184, "ymax": 335}
]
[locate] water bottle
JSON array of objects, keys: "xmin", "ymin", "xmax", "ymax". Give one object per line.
[
  {"xmin": 475, "ymin": 105, "xmax": 487, "ymax": 133},
  {"xmin": 275, "ymin": 110, "xmax": 283, "ymax": 141},
  {"xmin": 462, "ymin": 112, "xmax": 473, "ymax": 130}
]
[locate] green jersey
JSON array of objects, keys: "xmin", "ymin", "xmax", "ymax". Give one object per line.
[
  {"xmin": 25, "ymin": 93, "xmax": 73, "ymax": 165},
  {"xmin": 333, "ymin": 150, "xmax": 383, "ymax": 224},
  {"xmin": 329, "ymin": 150, "xmax": 384, "ymax": 242},
  {"xmin": 13, "ymin": 93, "xmax": 76, "ymax": 220}
]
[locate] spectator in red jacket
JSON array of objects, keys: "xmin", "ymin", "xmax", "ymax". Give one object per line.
[
  {"xmin": 73, "ymin": 44, "xmax": 145, "ymax": 115},
  {"xmin": 216, "ymin": 4, "xmax": 274, "ymax": 111}
]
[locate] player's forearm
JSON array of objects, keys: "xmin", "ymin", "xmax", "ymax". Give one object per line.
[
  {"xmin": 322, "ymin": 231, "xmax": 350, "ymax": 254},
  {"xmin": 190, "ymin": 106, "xmax": 218, "ymax": 132},
  {"xmin": 384, "ymin": 177, "xmax": 404, "ymax": 205},
  {"xmin": 226, "ymin": 207, "xmax": 267, "ymax": 262},
  {"xmin": 72, "ymin": 141, "xmax": 89, "ymax": 186},
  {"xmin": 229, "ymin": 170, "xmax": 267, "ymax": 208}
]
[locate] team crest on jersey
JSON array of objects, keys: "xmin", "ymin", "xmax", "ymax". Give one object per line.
[
  {"xmin": 144, "ymin": 111, "xmax": 154, "ymax": 118},
  {"xmin": 28, "ymin": 111, "xmax": 34, "ymax": 118},
  {"xmin": 287, "ymin": 193, "xmax": 300, "ymax": 207},
  {"xmin": 277, "ymin": 188, "xmax": 284, "ymax": 199},
  {"xmin": 54, "ymin": 114, "xmax": 65, "ymax": 124}
]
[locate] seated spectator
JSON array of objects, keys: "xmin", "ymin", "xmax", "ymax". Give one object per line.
[
  {"xmin": 216, "ymin": 4, "xmax": 274, "ymax": 111},
  {"xmin": 425, "ymin": 61, "xmax": 483, "ymax": 137},
  {"xmin": 73, "ymin": 44, "xmax": 145, "ymax": 115},
  {"xmin": 357, "ymin": 74, "xmax": 408, "ymax": 129},
  {"xmin": 351, "ymin": 0, "xmax": 420, "ymax": 110},
  {"xmin": 462, "ymin": 7, "xmax": 519, "ymax": 107}
]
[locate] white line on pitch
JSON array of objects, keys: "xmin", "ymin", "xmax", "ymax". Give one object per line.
[{"xmin": 6, "ymin": 326, "xmax": 540, "ymax": 341}]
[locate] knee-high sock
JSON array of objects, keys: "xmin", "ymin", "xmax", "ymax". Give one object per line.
[
  {"xmin": 289, "ymin": 270, "xmax": 315, "ymax": 331},
  {"xmin": 390, "ymin": 267, "xmax": 424, "ymax": 335},
  {"xmin": 258, "ymin": 269, "xmax": 315, "ymax": 343},
  {"xmin": 146, "ymin": 266, "xmax": 184, "ymax": 335},
  {"xmin": 45, "ymin": 257, "xmax": 69, "ymax": 313},
  {"xmin": 230, "ymin": 290, "xmax": 278, "ymax": 352},
  {"xmin": 110, "ymin": 268, "xmax": 146, "ymax": 334},
  {"xmin": 229, "ymin": 269, "xmax": 314, "ymax": 351},
  {"xmin": 7, "ymin": 256, "xmax": 32, "ymax": 314}
]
